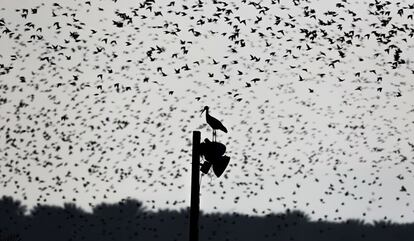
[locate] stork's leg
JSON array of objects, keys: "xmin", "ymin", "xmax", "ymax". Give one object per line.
[{"xmin": 213, "ymin": 130, "xmax": 216, "ymax": 142}]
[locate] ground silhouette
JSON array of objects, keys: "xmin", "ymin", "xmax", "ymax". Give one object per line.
[{"xmin": 0, "ymin": 195, "xmax": 412, "ymax": 241}]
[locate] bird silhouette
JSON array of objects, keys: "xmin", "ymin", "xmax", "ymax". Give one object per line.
[{"xmin": 201, "ymin": 106, "xmax": 227, "ymax": 142}]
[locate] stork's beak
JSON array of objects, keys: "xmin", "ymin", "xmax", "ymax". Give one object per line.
[{"xmin": 200, "ymin": 108, "xmax": 205, "ymax": 116}]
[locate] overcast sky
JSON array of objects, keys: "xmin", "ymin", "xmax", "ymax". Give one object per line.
[{"xmin": 0, "ymin": 0, "xmax": 413, "ymax": 223}]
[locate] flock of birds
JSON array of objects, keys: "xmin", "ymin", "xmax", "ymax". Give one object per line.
[{"xmin": 0, "ymin": 0, "xmax": 413, "ymax": 223}]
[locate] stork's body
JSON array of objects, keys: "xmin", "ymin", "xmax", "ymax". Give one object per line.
[{"xmin": 201, "ymin": 106, "xmax": 227, "ymax": 141}]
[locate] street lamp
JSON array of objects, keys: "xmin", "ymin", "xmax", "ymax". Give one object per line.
[{"xmin": 189, "ymin": 131, "xmax": 230, "ymax": 241}]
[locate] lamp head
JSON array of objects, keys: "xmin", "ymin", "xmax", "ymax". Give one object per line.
[
  {"xmin": 212, "ymin": 155, "xmax": 230, "ymax": 177},
  {"xmin": 199, "ymin": 140, "xmax": 230, "ymax": 178}
]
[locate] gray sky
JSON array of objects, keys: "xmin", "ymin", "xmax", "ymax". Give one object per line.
[{"xmin": 0, "ymin": 0, "xmax": 413, "ymax": 223}]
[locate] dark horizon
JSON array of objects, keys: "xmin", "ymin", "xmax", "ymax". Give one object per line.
[{"xmin": 1, "ymin": 195, "xmax": 413, "ymax": 241}]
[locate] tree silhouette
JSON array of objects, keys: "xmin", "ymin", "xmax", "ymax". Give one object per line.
[{"xmin": 0, "ymin": 196, "xmax": 412, "ymax": 241}]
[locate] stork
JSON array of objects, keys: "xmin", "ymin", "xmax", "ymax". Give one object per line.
[{"xmin": 200, "ymin": 106, "xmax": 227, "ymax": 142}]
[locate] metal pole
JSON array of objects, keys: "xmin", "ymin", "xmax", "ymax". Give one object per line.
[{"xmin": 189, "ymin": 131, "xmax": 200, "ymax": 241}]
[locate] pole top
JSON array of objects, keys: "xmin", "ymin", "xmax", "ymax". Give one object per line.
[{"xmin": 193, "ymin": 131, "xmax": 201, "ymax": 138}]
